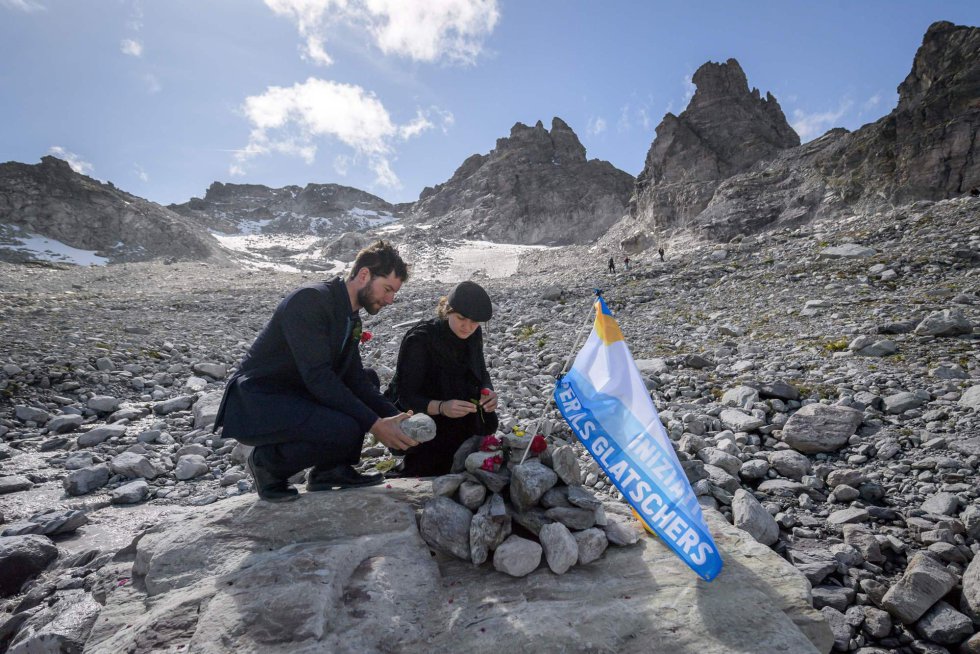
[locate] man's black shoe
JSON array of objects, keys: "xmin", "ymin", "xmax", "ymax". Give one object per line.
[
  {"xmin": 247, "ymin": 451, "xmax": 299, "ymax": 503},
  {"xmin": 306, "ymin": 465, "xmax": 384, "ymax": 491}
]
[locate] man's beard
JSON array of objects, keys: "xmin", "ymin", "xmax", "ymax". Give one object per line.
[{"xmin": 357, "ymin": 285, "xmax": 382, "ymax": 315}]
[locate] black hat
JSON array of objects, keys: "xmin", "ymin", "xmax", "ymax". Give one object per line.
[{"xmin": 448, "ymin": 281, "xmax": 492, "ymax": 322}]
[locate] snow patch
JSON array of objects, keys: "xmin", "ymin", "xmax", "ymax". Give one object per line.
[{"xmin": 0, "ymin": 228, "xmax": 109, "ymax": 266}]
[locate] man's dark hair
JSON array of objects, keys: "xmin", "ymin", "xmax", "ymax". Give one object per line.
[{"xmin": 348, "ymin": 240, "xmax": 409, "ymax": 281}]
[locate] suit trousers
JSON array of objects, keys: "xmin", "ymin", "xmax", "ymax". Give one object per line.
[{"xmin": 242, "ymin": 369, "xmax": 382, "ymax": 480}]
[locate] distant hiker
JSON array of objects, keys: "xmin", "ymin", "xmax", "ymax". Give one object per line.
[
  {"xmin": 624, "ymin": 256, "xmax": 631, "ymax": 271},
  {"xmin": 608, "ymin": 257, "xmax": 615, "ymax": 273},
  {"xmin": 385, "ymin": 281, "xmax": 499, "ymax": 477},
  {"xmin": 213, "ymin": 241, "xmax": 417, "ymax": 502},
  {"xmin": 658, "ymin": 247, "xmax": 665, "ymax": 262}
]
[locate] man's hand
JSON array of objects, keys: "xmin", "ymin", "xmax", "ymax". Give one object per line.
[
  {"xmin": 440, "ymin": 399, "xmax": 478, "ymax": 418},
  {"xmin": 479, "ymin": 389, "xmax": 498, "ymax": 413},
  {"xmin": 370, "ymin": 413, "xmax": 418, "ymax": 451}
]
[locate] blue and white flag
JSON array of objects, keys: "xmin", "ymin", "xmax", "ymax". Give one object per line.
[{"xmin": 554, "ymin": 296, "xmax": 723, "ymax": 581}]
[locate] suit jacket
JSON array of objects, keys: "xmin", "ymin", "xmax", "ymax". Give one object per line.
[{"xmin": 214, "ymin": 278, "xmax": 397, "ymax": 440}]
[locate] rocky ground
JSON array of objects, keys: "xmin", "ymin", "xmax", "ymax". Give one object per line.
[{"xmin": 1, "ymin": 196, "xmax": 979, "ymax": 652}]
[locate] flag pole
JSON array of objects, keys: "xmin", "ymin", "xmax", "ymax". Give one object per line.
[{"xmin": 518, "ymin": 289, "xmax": 601, "ymax": 464}]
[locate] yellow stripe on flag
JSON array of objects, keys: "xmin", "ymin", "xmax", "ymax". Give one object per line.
[{"xmin": 595, "ymin": 311, "xmax": 624, "ymax": 345}]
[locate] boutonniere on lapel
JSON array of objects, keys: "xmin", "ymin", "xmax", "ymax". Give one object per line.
[{"xmin": 350, "ymin": 321, "xmax": 371, "ymax": 348}]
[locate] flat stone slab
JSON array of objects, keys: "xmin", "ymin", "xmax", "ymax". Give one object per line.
[{"xmin": 86, "ymin": 481, "xmax": 832, "ymax": 654}]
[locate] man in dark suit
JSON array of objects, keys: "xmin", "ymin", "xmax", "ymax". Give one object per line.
[{"xmin": 214, "ymin": 241, "xmax": 418, "ymax": 502}]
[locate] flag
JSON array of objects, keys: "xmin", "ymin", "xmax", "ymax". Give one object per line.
[{"xmin": 554, "ymin": 296, "xmax": 723, "ymax": 581}]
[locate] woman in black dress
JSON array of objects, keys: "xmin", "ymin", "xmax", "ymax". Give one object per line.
[{"xmin": 386, "ymin": 281, "xmax": 499, "ymax": 476}]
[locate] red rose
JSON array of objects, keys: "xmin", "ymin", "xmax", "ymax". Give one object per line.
[
  {"xmin": 481, "ymin": 388, "xmax": 491, "ymax": 396},
  {"xmin": 479, "ymin": 435, "xmax": 501, "ymax": 452},
  {"xmin": 492, "ymin": 454, "xmax": 503, "ymax": 465},
  {"xmin": 480, "ymin": 458, "xmax": 496, "ymax": 472},
  {"xmin": 360, "ymin": 330, "xmax": 373, "ymax": 344},
  {"xmin": 530, "ymin": 435, "xmax": 547, "ymax": 454}
]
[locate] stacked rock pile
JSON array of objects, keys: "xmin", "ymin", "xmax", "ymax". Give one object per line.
[{"xmin": 418, "ymin": 432, "xmax": 642, "ymax": 577}]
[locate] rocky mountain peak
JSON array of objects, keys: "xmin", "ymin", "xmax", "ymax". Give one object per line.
[
  {"xmin": 628, "ymin": 58, "xmax": 799, "ymax": 232},
  {"xmin": 493, "ymin": 116, "xmax": 587, "ymax": 166},
  {"xmin": 688, "ymin": 58, "xmax": 750, "ymax": 107},
  {"xmin": 0, "ymin": 157, "xmax": 221, "ymax": 264},
  {"xmin": 37, "ymin": 155, "xmax": 75, "ymax": 174},
  {"xmin": 896, "ymin": 21, "xmax": 979, "ymax": 114},
  {"xmin": 614, "ymin": 21, "xmax": 979, "ymax": 248},
  {"xmin": 409, "ymin": 117, "xmax": 632, "ymax": 244}
]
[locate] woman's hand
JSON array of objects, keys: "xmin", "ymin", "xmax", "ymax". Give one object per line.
[
  {"xmin": 479, "ymin": 389, "xmax": 498, "ymax": 413},
  {"xmin": 440, "ymin": 399, "xmax": 478, "ymax": 418}
]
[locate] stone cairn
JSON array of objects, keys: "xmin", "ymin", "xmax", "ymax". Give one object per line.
[{"xmin": 417, "ymin": 427, "xmax": 643, "ymax": 577}]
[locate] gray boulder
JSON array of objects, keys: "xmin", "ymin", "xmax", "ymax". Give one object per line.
[
  {"xmin": 87, "ymin": 395, "xmax": 121, "ymax": 413},
  {"xmin": 550, "ymin": 445, "xmax": 581, "ymax": 485},
  {"xmin": 153, "ymin": 395, "xmax": 195, "ymax": 415},
  {"xmin": 0, "ymin": 475, "xmax": 33, "ymax": 495},
  {"xmin": 722, "ymin": 385, "xmax": 759, "ymax": 409},
  {"xmin": 539, "ymin": 522, "xmax": 578, "ymax": 574},
  {"xmin": 46, "ymin": 414, "xmax": 83, "ymax": 433},
  {"xmin": 0, "ymin": 534, "xmax": 58, "ymax": 597},
  {"xmin": 820, "ymin": 244, "xmax": 875, "ymax": 258},
  {"xmin": 780, "ymin": 404, "xmax": 862, "ymax": 453},
  {"xmin": 883, "ymin": 391, "xmax": 927, "ymax": 414},
  {"xmin": 420, "ymin": 495, "xmax": 472, "ymax": 561},
  {"xmin": 920, "ymin": 492, "xmax": 960, "ymax": 516},
  {"xmin": 913, "ymin": 600, "xmax": 974, "ymax": 645},
  {"xmin": 510, "ymin": 462, "xmax": 558, "ymax": 512},
  {"xmin": 111, "ymin": 480, "xmax": 150, "ymax": 504},
  {"xmin": 573, "ymin": 527, "xmax": 609, "ymax": 565},
  {"xmin": 959, "ymin": 384, "xmax": 980, "ymax": 410},
  {"xmin": 732, "ymin": 489, "xmax": 779, "ymax": 546},
  {"xmin": 719, "ymin": 408, "xmax": 764, "ymax": 432},
  {"xmin": 914, "ymin": 308, "xmax": 973, "ymax": 336},
  {"xmin": 174, "ymin": 454, "xmax": 209, "ymax": 481},
  {"xmin": 492, "ymin": 535, "xmax": 542, "ymax": 577},
  {"xmin": 768, "ymin": 450, "xmax": 812, "ymax": 481},
  {"xmin": 77, "ymin": 424, "xmax": 126, "ymax": 447},
  {"xmin": 14, "ymin": 405, "xmax": 50, "ymax": 423},
  {"xmin": 962, "ymin": 554, "xmax": 980, "ymax": 618},
  {"xmin": 401, "ymin": 413, "xmax": 437, "ymax": 444},
  {"xmin": 881, "ymin": 552, "xmax": 959, "ymax": 623},
  {"xmin": 110, "ymin": 452, "xmax": 159, "ymax": 480},
  {"xmin": 1, "ymin": 509, "xmax": 87, "ymax": 538},
  {"xmin": 63, "ymin": 463, "xmax": 110, "ymax": 496},
  {"xmin": 192, "ymin": 391, "xmax": 224, "ymax": 429},
  {"xmin": 6, "ymin": 589, "xmax": 102, "ymax": 654},
  {"xmin": 192, "ymin": 362, "xmax": 227, "ymax": 379}
]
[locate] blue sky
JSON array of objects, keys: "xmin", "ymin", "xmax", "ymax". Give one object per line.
[{"xmin": 1, "ymin": 1, "xmax": 976, "ymax": 206}]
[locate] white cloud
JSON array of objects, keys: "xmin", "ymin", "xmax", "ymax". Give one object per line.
[
  {"xmin": 48, "ymin": 147, "xmax": 94, "ymax": 175},
  {"xmin": 134, "ymin": 164, "xmax": 149, "ymax": 182},
  {"xmin": 791, "ymin": 99, "xmax": 854, "ymax": 142},
  {"xmin": 121, "ymin": 38, "xmax": 143, "ymax": 57},
  {"xmin": 637, "ymin": 107, "xmax": 651, "ymax": 130},
  {"xmin": 364, "ymin": 0, "xmax": 500, "ymax": 64},
  {"xmin": 682, "ymin": 74, "xmax": 696, "ymax": 102},
  {"xmin": 234, "ymin": 77, "xmax": 441, "ymax": 188},
  {"xmin": 586, "ymin": 116, "xmax": 606, "ymax": 136},
  {"xmin": 398, "ymin": 110, "xmax": 433, "ymax": 140},
  {"xmin": 862, "ymin": 93, "xmax": 881, "ymax": 113},
  {"xmin": 615, "ymin": 101, "xmax": 653, "ymax": 133},
  {"xmin": 143, "ymin": 73, "xmax": 162, "ymax": 94},
  {"xmin": 0, "ymin": 0, "xmax": 46, "ymax": 11},
  {"xmin": 263, "ymin": 0, "xmax": 498, "ymax": 66},
  {"xmin": 334, "ymin": 155, "xmax": 350, "ymax": 176}
]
